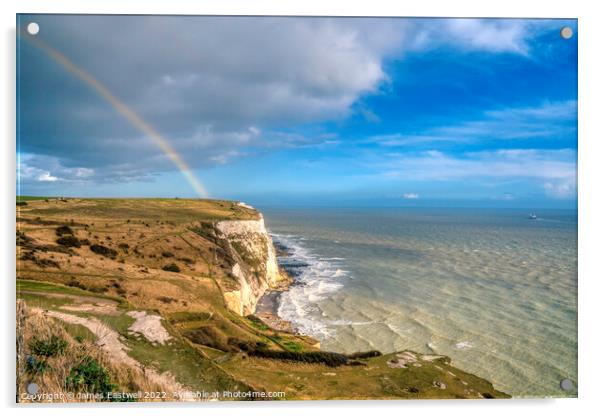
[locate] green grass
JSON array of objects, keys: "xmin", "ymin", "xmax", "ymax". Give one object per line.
[
  {"xmin": 282, "ymin": 341, "xmax": 303, "ymax": 352},
  {"xmin": 18, "ymin": 283, "xmax": 249, "ymax": 395},
  {"xmin": 17, "ymin": 292, "xmax": 72, "ymax": 310},
  {"xmin": 249, "ymin": 320, "xmax": 270, "ymax": 331},
  {"xmin": 16, "ymin": 196, "xmax": 53, "ymax": 202},
  {"xmin": 96, "ymin": 313, "xmax": 136, "ymax": 335},
  {"xmin": 16, "ymin": 279, "xmax": 127, "ymax": 306},
  {"xmin": 167, "ymin": 311, "xmax": 213, "ymax": 324},
  {"xmin": 61, "ymin": 322, "xmax": 97, "ymax": 343},
  {"xmin": 125, "ymin": 332, "xmax": 250, "ymax": 394}
]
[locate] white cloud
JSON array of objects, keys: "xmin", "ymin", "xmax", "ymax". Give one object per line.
[
  {"xmin": 443, "ymin": 19, "xmax": 531, "ymax": 55},
  {"xmin": 379, "ymin": 148, "xmax": 576, "ymax": 184},
  {"xmin": 37, "ymin": 172, "xmax": 58, "ymax": 182},
  {"xmin": 366, "ymin": 101, "xmax": 576, "ymax": 147},
  {"xmin": 408, "ymin": 19, "xmax": 554, "ymax": 56},
  {"xmin": 403, "ymin": 193, "xmax": 419, "ymax": 199},
  {"xmin": 18, "ymin": 154, "xmax": 97, "ymax": 184},
  {"xmin": 544, "ymin": 180, "xmax": 576, "ymax": 199}
]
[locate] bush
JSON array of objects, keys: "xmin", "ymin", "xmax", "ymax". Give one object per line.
[
  {"xmin": 16, "ymin": 201, "xmax": 28, "ymax": 206},
  {"xmin": 29, "ymin": 335, "xmax": 67, "ymax": 357},
  {"xmin": 25, "ymin": 356, "xmax": 50, "ymax": 374},
  {"xmin": 248, "ymin": 349, "xmax": 349, "ymax": 367},
  {"xmin": 20, "ymin": 251, "xmax": 60, "ymax": 269},
  {"xmin": 89, "ymin": 286, "xmax": 109, "ymax": 294},
  {"xmin": 67, "ymin": 279, "xmax": 87, "ymax": 291},
  {"xmin": 55, "ymin": 225, "xmax": 74, "ymax": 236},
  {"xmin": 56, "ymin": 235, "xmax": 81, "ymax": 248},
  {"xmin": 90, "ymin": 244, "xmax": 117, "ymax": 259},
  {"xmin": 65, "ymin": 356, "xmax": 116, "ymax": 398},
  {"xmin": 162, "ymin": 263, "xmax": 180, "ymax": 273},
  {"xmin": 162, "ymin": 251, "xmax": 174, "ymax": 258}
]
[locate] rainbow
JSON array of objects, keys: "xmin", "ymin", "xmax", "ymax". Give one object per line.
[{"xmin": 20, "ymin": 29, "xmax": 209, "ymax": 198}]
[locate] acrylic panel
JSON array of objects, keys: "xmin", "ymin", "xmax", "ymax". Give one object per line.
[{"xmin": 16, "ymin": 14, "xmax": 578, "ymax": 402}]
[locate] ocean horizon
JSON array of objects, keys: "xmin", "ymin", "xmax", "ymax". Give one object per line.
[{"xmin": 260, "ymin": 206, "xmax": 577, "ymax": 398}]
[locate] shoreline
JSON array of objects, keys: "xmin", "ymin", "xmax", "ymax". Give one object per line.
[
  {"xmin": 255, "ymin": 289, "xmax": 295, "ymax": 333},
  {"xmin": 255, "ymin": 238, "xmax": 297, "ymax": 333}
]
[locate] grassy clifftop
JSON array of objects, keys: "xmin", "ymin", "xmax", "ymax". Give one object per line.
[{"xmin": 16, "ymin": 197, "xmax": 509, "ymax": 401}]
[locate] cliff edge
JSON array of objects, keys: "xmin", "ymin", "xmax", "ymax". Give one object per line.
[{"xmin": 215, "ymin": 214, "xmax": 286, "ymax": 315}]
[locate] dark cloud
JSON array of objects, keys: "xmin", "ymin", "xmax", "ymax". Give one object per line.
[{"xmin": 18, "ymin": 15, "xmax": 406, "ymax": 182}]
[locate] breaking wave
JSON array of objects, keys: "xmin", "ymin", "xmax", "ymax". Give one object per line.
[{"xmin": 271, "ymin": 233, "xmax": 349, "ymax": 338}]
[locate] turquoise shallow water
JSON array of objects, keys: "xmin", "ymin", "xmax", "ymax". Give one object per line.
[{"xmin": 261, "ymin": 207, "xmax": 577, "ymax": 398}]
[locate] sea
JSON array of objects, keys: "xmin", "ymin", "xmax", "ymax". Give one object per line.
[{"xmin": 259, "ymin": 207, "xmax": 577, "ymax": 398}]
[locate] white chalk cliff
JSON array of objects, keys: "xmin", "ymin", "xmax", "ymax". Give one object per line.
[{"xmin": 216, "ymin": 214, "xmax": 283, "ymax": 315}]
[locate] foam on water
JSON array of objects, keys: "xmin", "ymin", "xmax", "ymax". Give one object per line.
[{"xmin": 272, "ymin": 233, "xmax": 348, "ymax": 337}]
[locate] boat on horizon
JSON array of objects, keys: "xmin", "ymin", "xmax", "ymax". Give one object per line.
[{"xmin": 529, "ymin": 213, "xmax": 537, "ymax": 220}]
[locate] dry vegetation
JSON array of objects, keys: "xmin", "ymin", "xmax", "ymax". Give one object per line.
[{"xmin": 17, "ymin": 300, "xmax": 170, "ymax": 402}]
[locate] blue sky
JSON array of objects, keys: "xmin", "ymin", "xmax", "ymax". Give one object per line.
[{"xmin": 17, "ymin": 16, "xmax": 577, "ymax": 208}]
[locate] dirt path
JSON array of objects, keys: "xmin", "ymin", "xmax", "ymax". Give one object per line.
[
  {"xmin": 21, "ymin": 290, "xmax": 120, "ymax": 315},
  {"xmin": 32, "ymin": 307, "xmax": 194, "ymax": 399}
]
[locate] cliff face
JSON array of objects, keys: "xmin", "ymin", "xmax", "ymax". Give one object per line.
[{"xmin": 216, "ymin": 215, "xmax": 283, "ymax": 315}]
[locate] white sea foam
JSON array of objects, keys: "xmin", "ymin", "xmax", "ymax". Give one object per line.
[
  {"xmin": 272, "ymin": 233, "xmax": 349, "ymax": 338},
  {"xmin": 455, "ymin": 341, "xmax": 474, "ymax": 350}
]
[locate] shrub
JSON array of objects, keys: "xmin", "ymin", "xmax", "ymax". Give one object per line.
[
  {"xmin": 88, "ymin": 286, "xmax": 109, "ymax": 294},
  {"xmin": 162, "ymin": 263, "xmax": 180, "ymax": 273},
  {"xmin": 90, "ymin": 244, "xmax": 117, "ymax": 259},
  {"xmin": 20, "ymin": 252, "xmax": 60, "ymax": 269},
  {"xmin": 248, "ymin": 350, "xmax": 349, "ymax": 367},
  {"xmin": 55, "ymin": 225, "xmax": 74, "ymax": 236},
  {"xmin": 25, "ymin": 356, "xmax": 50, "ymax": 374},
  {"xmin": 16, "ymin": 201, "xmax": 28, "ymax": 206},
  {"xmin": 67, "ymin": 279, "xmax": 87, "ymax": 291},
  {"xmin": 110, "ymin": 281, "xmax": 127, "ymax": 296},
  {"xmin": 29, "ymin": 335, "xmax": 67, "ymax": 357},
  {"xmin": 56, "ymin": 235, "xmax": 81, "ymax": 248},
  {"xmin": 118, "ymin": 243, "xmax": 129, "ymax": 251},
  {"xmin": 65, "ymin": 356, "xmax": 116, "ymax": 398},
  {"xmin": 162, "ymin": 251, "xmax": 174, "ymax": 258}
]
